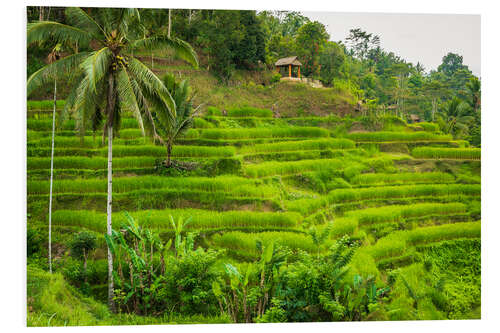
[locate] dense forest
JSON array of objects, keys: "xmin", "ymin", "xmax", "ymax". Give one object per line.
[{"xmin": 26, "ymin": 7, "xmax": 481, "ymax": 326}]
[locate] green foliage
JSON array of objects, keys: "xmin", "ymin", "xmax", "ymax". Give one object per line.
[
  {"xmin": 411, "ymin": 147, "xmax": 480, "ymax": 160},
  {"xmin": 227, "ymin": 106, "xmax": 273, "ymax": 118},
  {"xmin": 70, "ymin": 231, "xmax": 97, "ymax": 259},
  {"xmin": 346, "ymin": 131, "xmax": 452, "ymax": 142},
  {"xmin": 200, "ymin": 126, "xmax": 329, "ymax": 140}
]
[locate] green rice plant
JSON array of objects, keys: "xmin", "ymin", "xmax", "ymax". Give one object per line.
[
  {"xmin": 350, "ymin": 172, "xmax": 455, "ymax": 187},
  {"xmin": 346, "ymin": 131, "xmax": 452, "ymax": 142},
  {"xmin": 27, "ymin": 118, "xmax": 139, "ymax": 131},
  {"xmin": 285, "ymin": 197, "xmax": 328, "ymax": 216},
  {"xmin": 345, "ymin": 203, "xmax": 468, "ymax": 226},
  {"xmin": 226, "ymin": 106, "xmax": 273, "ymax": 118},
  {"xmin": 244, "ymin": 158, "xmax": 343, "ymax": 178},
  {"xmin": 211, "ymin": 231, "xmax": 320, "ymax": 255},
  {"xmin": 411, "ymin": 147, "xmax": 481, "ymax": 160},
  {"xmin": 27, "ymin": 100, "xmax": 66, "ymax": 110},
  {"xmin": 199, "ymin": 127, "xmax": 329, "ymax": 140},
  {"xmin": 27, "ymin": 156, "xmax": 157, "ymax": 170},
  {"xmin": 206, "ymin": 106, "xmax": 222, "ymax": 116},
  {"xmin": 193, "ymin": 117, "xmax": 215, "ymax": 128},
  {"xmin": 51, "ymin": 209, "xmax": 301, "ymax": 232},
  {"xmin": 239, "ymin": 138, "xmax": 355, "ymax": 154},
  {"xmin": 28, "ymin": 175, "xmax": 279, "ymax": 198},
  {"xmin": 404, "ymin": 221, "xmax": 481, "ymax": 246},
  {"xmin": 416, "ymin": 122, "xmax": 439, "ymax": 132},
  {"xmin": 364, "ymin": 221, "xmax": 480, "ymax": 261},
  {"xmin": 327, "ymin": 184, "xmax": 480, "ymax": 204}
]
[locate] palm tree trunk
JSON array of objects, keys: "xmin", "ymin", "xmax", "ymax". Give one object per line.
[
  {"xmin": 168, "ymin": 9, "xmax": 172, "ymax": 38},
  {"xmin": 166, "ymin": 142, "xmax": 172, "ymax": 167},
  {"xmin": 48, "ymin": 79, "xmax": 56, "ymax": 274},
  {"xmin": 107, "ymin": 123, "xmax": 115, "ymax": 311},
  {"xmin": 106, "ymin": 73, "xmax": 116, "ymax": 312}
]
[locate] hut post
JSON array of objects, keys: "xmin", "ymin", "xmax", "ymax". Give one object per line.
[
  {"xmin": 298, "ymin": 66, "xmax": 301, "ymax": 79},
  {"xmin": 288, "ymin": 64, "xmax": 291, "ymax": 78}
]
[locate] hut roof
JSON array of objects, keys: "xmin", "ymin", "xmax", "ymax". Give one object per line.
[
  {"xmin": 275, "ymin": 56, "xmax": 302, "ymax": 67},
  {"xmin": 410, "ymin": 114, "xmax": 421, "ymax": 121}
]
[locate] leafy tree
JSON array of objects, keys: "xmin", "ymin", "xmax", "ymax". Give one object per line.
[
  {"xmin": 70, "ymin": 231, "xmax": 97, "ymax": 284},
  {"xmin": 319, "ymin": 42, "xmax": 346, "ymax": 85},
  {"xmin": 27, "ymin": 7, "xmax": 198, "ymax": 311},
  {"xmin": 296, "ymin": 21, "xmax": 329, "ymax": 78},
  {"xmin": 146, "ymin": 73, "xmax": 200, "ymax": 167},
  {"xmin": 346, "ymin": 28, "xmax": 380, "ymax": 60}
]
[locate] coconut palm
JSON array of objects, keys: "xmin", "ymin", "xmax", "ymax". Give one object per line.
[
  {"xmin": 27, "ymin": 7, "xmax": 198, "ymax": 311},
  {"xmin": 145, "ymin": 73, "xmax": 201, "ymax": 167},
  {"xmin": 436, "ymin": 97, "xmax": 474, "ymax": 137},
  {"xmin": 465, "ymin": 76, "xmax": 481, "ymax": 114}
]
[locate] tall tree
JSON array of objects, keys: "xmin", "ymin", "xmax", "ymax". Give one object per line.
[
  {"xmin": 296, "ymin": 21, "xmax": 329, "ymax": 78},
  {"xmin": 27, "ymin": 7, "xmax": 198, "ymax": 311},
  {"xmin": 345, "ymin": 28, "xmax": 380, "ymax": 60},
  {"xmin": 146, "ymin": 73, "xmax": 200, "ymax": 167}
]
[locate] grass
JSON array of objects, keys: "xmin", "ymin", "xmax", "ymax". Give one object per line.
[
  {"xmin": 28, "ymin": 175, "xmax": 279, "ymax": 197},
  {"xmin": 364, "ymin": 221, "xmax": 480, "ymax": 261},
  {"xmin": 227, "ymin": 106, "xmax": 273, "ymax": 118},
  {"xmin": 411, "ymin": 147, "xmax": 481, "ymax": 160},
  {"xmin": 210, "ymin": 231, "xmax": 327, "ymax": 255},
  {"xmin": 28, "ymin": 145, "xmax": 236, "ymax": 158},
  {"xmin": 239, "ymin": 138, "xmax": 355, "ymax": 154},
  {"xmin": 345, "ymin": 202, "xmax": 468, "ymax": 226},
  {"xmin": 244, "ymin": 158, "xmax": 344, "ymax": 177},
  {"xmin": 350, "ymin": 172, "xmax": 455, "ymax": 186},
  {"xmin": 346, "ymin": 131, "xmax": 452, "ymax": 142},
  {"xmin": 51, "ymin": 209, "xmax": 301, "ymax": 232},
  {"xmin": 199, "ymin": 127, "xmax": 330, "ymax": 140},
  {"xmin": 27, "ymin": 156, "xmax": 158, "ymax": 170}
]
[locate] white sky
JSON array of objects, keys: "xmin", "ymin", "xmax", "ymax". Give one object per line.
[{"xmin": 302, "ymin": 12, "xmax": 481, "ymax": 76}]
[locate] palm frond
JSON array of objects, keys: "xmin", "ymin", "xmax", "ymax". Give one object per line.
[
  {"xmin": 127, "ymin": 57, "xmax": 176, "ymax": 118},
  {"xmin": 129, "ymin": 35, "xmax": 198, "ymax": 68},
  {"xmin": 116, "ymin": 68, "xmax": 145, "ymax": 135},
  {"xmin": 64, "ymin": 7, "xmax": 105, "ymax": 40},
  {"xmin": 80, "ymin": 47, "xmax": 113, "ymax": 92},
  {"xmin": 27, "ymin": 21, "xmax": 92, "ymax": 46},
  {"xmin": 27, "ymin": 52, "xmax": 90, "ymax": 97}
]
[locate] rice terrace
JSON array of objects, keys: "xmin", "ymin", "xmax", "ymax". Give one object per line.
[{"xmin": 26, "ymin": 6, "xmax": 481, "ymax": 326}]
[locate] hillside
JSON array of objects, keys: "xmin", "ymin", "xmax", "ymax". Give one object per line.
[{"xmin": 27, "ymin": 102, "xmax": 481, "ymax": 324}]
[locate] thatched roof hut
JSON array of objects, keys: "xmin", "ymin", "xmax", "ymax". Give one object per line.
[{"xmin": 275, "ymin": 56, "xmax": 302, "ymax": 78}]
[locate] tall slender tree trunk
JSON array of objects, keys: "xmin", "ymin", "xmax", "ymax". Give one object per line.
[
  {"xmin": 166, "ymin": 142, "xmax": 172, "ymax": 167},
  {"xmin": 168, "ymin": 9, "xmax": 172, "ymax": 38},
  {"xmin": 48, "ymin": 79, "xmax": 56, "ymax": 274},
  {"xmin": 107, "ymin": 123, "xmax": 114, "ymax": 311},
  {"xmin": 106, "ymin": 73, "xmax": 116, "ymax": 312},
  {"xmin": 39, "ymin": 7, "xmax": 44, "ymax": 21}
]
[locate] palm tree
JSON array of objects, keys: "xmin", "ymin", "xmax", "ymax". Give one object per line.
[
  {"xmin": 46, "ymin": 43, "xmax": 62, "ymax": 274},
  {"xmin": 465, "ymin": 76, "xmax": 481, "ymax": 114},
  {"xmin": 436, "ymin": 97, "xmax": 474, "ymax": 137},
  {"xmin": 27, "ymin": 7, "xmax": 198, "ymax": 311},
  {"xmin": 145, "ymin": 73, "xmax": 201, "ymax": 167}
]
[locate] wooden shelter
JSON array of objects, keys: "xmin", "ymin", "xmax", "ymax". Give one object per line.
[
  {"xmin": 410, "ymin": 114, "xmax": 421, "ymax": 123},
  {"xmin": 275, "ymin": 56, "xmax": 302, "ymax": 78}
]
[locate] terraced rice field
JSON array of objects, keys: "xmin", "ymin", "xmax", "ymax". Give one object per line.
[{"xmin": 27, "ymin": 109, "xmax": 481, "ymax": 318}]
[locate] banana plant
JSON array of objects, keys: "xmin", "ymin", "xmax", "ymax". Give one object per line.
[{"xmin": 169, "ymin": 215, "xmax": 194, "ymax": 257}]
